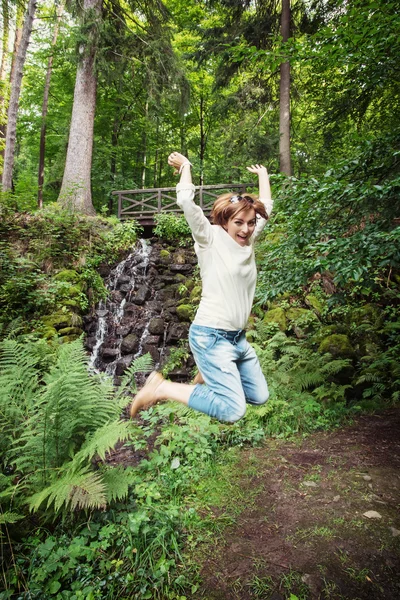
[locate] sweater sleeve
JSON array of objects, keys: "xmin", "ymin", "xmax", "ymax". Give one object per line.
[
  {"xmin": 252, "ymin": 195, "xmax": 273, "ymax": 242},
  {"xmin": 176, "ymin": 183, "xmax": 213, "ymax": 247}
]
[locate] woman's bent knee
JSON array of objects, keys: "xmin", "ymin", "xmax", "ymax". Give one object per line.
[
  {"xmin": 248, "ymin": 387, "xmax": 269, "ymax": 406},
  {"xmin": 223, "ymin": 405, "xmax": 246, "ymax": 423}
]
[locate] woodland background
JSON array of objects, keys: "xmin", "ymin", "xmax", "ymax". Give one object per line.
[{"xmin": 0, "ymin": 1, "xmax": 399, "ymax": 598}]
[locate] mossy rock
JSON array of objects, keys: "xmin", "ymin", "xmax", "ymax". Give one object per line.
[
  {"xmin": 190, "ymin": 285, "xmax": 202, "ymax": 302},
  {"xmin": 159, "ymin": 250, "xmax": 170, "ymax": 258},
  {"xmin": 176, "ymin": 304, "xmax": 194, "ymax": 322},
  {"xmin": 286, "ymin": 307, "xmax": 320, "ymax": 338},
  {"xmin": 172, "ymin": 249, "xmax": 187, "ymax": 265},
  {"xmin": 62, "ymin": 284, "xmax": 82, "ymax": 298},
  {"xmin": 311, "ymin": 324, "xmax": 349, "ymax": 346},
  {"xmin": 42, "ymin": 311, "xmax": 74, "ymax": 330},
  {"xmin": 58, "ymin": 335, "xmax": 80, "ymax": 344},
  {"xmin": 305, "ymin": 294, "xmax": 325, "ymax": 316},
  {"xmin": 263, "ymin": 307, "xmax": 287, "ymax": 331},
  {"xmin": 350, "ymin": 303, "xmax": 382, "ymax": 328},
  {"xmin": 54, "ymin": 269, "xmax": 80, "ymax": 283},
  {"xmin": 63, "ymin": 299, "xmax": 81, "ymax": 308},
  {"xmin": 318, "ymin": 334, "xmax": 355, "ymax": 359},
  {"xmin": 40, "ymin": 325, "xmax": 58, "ymax": 340},
  {"xmin": 57, "ymin": 327, "xmax": 83, "ymax": 336}
]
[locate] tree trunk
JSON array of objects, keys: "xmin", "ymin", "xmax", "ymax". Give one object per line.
[
  {"xmin": 108, "ymin": 116, "xmax": 119, "ymax": 214},
  {"xmin": 279, "ymin": 0, "xmax": 292, "ymax": 176},
  {"xmin": 58, "ymin": 0, "xmax": 102, "ymax": 215},
  {"xmin": 0, "ymin": 0, "xmax": 10, "ymax": 172},
  {"xmin": 199, "ymin": 93, "xmax": 205, "ymax": 185},
  {"xmin": 38, "ymin": 1, "xmax": 65, "ymax": 208},
  {"xmin": 2, "ymin": 0, "xmax": 36, "ymax": 191}
]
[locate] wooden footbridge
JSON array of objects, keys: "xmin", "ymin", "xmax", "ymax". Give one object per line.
[{"xmin": 114, "ymin": 184, "xmax": 252, "ymax": 225}]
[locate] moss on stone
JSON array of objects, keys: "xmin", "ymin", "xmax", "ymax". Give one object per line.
[
  {"xmin": 263, "ymin": 307, "xmax": 287, "ymax": 331},
  {"xmin": 57, "ymin": 327, "xmax": 83, "ymax": 336},
  {"xmin": 42, "ymin": 311, "xmax": 74, "ymax": 330},
  {"xmin": 54, "ymin": 269, "xmax": 80, "ymax": 282},
  {"xmin": 176, "ymin": 304, "xmax": 194, "ymax": 322},
  {"xmin": 190, "ymin": 285, "xmax": 202, "ymax": 301},
  {"xmin": 318, "ymin": 334, "xmax": 355, "ymax": 359},
  {"xmin": 350, "ymin": 303, "xmax": 382, "ymax": 327},
  {"xmin": 159, "ymin": 250, "xmax": 170, "ymax": 258},
  {"xmin": 305, "ymin": 294, "xmax": 325, "ymax": 316}
]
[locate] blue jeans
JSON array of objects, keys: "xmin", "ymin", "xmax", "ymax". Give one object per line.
[{"xmin": 188, "ymin": 324, "xmax": 269, "ymax": 423}]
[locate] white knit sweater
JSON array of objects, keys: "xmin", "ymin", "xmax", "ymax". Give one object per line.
[{"xmin": 176, "ymin": 183, "xmax": 273, "ymax": 330}]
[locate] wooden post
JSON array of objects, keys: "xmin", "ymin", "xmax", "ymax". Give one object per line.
[
  {"xmin": 118, "ymin": 193, "xmax": 122, "ymax": 219},
  {"xmin": 158, "ymin": 189, "xmax": 162, "ymax": 213}
]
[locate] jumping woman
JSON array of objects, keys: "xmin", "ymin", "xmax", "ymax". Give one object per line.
[{"xmin": 130, "ymin": 152, "xmax": 273, "ymax": 422}]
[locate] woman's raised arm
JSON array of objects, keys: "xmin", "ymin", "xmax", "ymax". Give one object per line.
[{"xmin": 168, "ymin": 151, "xmax": 212, "ymax": 247}]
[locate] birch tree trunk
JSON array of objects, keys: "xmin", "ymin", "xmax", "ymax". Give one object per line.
[
  {"xmin": 38, "ymin": 1, "xmax": 65, "ymax": 208},
  {"xmin": 279, "ymin": 0, "xmax": 292, "ymax": 176},
  {"xmin": 2, "ymin": 0, "xmax": 36, "ymax": 191},
  {"xmin": 58, "ymin": 0, "xmax": 102, "ymax": 214}
]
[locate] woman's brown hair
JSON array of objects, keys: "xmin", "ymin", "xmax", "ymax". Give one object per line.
[{"xmin": 210, "ymin": 193, "xmax": 269, "ymax": 226}]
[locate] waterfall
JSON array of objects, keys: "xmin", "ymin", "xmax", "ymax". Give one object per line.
[
  {"xmin": 88, "ymin": 239, "xmax": 151, "ymax": 377},
  {"xmin": 85, "ymin": 237, "xmax": 197, "ymax": 384}
]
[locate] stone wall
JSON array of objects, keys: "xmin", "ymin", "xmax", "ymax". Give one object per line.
[{"xmin": 84, "ymin": 239, "xmax": 199, "ymax": 383}]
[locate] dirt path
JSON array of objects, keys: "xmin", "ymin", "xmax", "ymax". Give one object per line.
[{"xmin": 194, "ymin": 409, "xmax": 400, "ymax": 600}]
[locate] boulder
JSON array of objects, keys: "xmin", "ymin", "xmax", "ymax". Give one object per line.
[
  {"xmin": 176, "ymin": 304, "xmax": 193, "ymax": 322},
  {"xmin": 167, "ymin": 323, "xmax": 189, "ymax": 344},
  {"xmin": 318, "ymin": 334, "xmax": 355, "ymax": 359},
  {"xmin": 142, "ymin": 343, "xmax": 160, "ymax": 363},
  {"xmin": 121, "ymin": 333, "xmax": 139, "ymax": 355},
  {"xmin": 263, "ymin": 307, "xmax": 287, "ymax": 331},
  {"xmin": 148, "ymin": 317, "xmax": 165, "ymax": 335},
  {"xmin": 115, "ymin": 355, "xmax": 133, "ymax": 376},
  {"xmin": 170, "ymin": 264, "xmax": 192, "ymax": 273},
  {"xmin": 132, "ymin": 285, "xmax": 150, "ymax": 305}
]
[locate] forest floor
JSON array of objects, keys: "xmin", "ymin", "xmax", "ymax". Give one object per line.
[{"xmin": 190, "ymin": 408, "xmax": 400, "ymax": 600}]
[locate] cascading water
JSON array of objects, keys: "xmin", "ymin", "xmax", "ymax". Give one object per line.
[
  {"xmin": 88, "ymin": 239, "xmax": 151, "ymax": 378},
  {"xmin": 84, "ymin": 237, "xmax": 198, "ymax": 384}
]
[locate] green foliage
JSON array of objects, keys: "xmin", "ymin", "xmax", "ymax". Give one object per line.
[
  {"xmin": 256, "ymin": 134, "xmax": 400, "ymax": 303},
  {"xmin": 0, "ymin": 205, "xmax": 141, "ymax": 324},
  {"xmin": 161, "ymin": 341, "xmax": 191, "ymax": 377},
  {"xmin": 0, "ymin": 336, "xmax": 152, "ymax": 517},
  {"xmin": 153, "ymin": 213, "xmax": 192, "ymax": 245}
]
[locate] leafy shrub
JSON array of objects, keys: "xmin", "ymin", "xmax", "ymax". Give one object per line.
[
  {"xmin": 153, "ymin": 213, "xmax": 192, "ymax": 244},
  {"xmin": 255, "ymin": 132, "xmax": 400, "ymax": 304}
]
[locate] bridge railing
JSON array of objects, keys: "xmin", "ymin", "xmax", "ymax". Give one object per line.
[{"xmin": 113, "ymin": 183, "xmax": 253, "ymax": 223}]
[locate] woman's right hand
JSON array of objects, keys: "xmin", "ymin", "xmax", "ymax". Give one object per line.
[{"xmin": 168, "ymin": 151, "xmax": 190, "ymax": 174}]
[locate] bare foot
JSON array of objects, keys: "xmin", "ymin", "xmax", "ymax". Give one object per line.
[{"xmin": 130, "ymin": 371, "xmax": 165, "ymax": 418}]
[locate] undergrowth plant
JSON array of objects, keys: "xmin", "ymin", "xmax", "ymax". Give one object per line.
[{"xmin": 0, "ymin": 337, "xmax": 153, "ymax": 519}]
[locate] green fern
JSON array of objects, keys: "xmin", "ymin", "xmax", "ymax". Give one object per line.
[
  {"xmin": 0, "ymin": 511, "xmax": 24, "ymax": 526},
  {"xmin": 29, "ymin": 467, "xmax": 107, "ymax": 512},
  {"xmin": 102, "ymin": 466, "xmax": 137, "ymax": 503},
  {"xmin": 72, "ymin": 421, "xmax": 132, "ymax": 465},
  {"xmin": 115, "ymin": 353, "xmax": 154, "ymax": 407},
  {"xmin": 0, "ymin": 338, "xmax": 151, "ymax": 516}
]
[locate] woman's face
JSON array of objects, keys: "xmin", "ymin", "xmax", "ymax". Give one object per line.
[{"xmin": 225, "ymin": 207, "xmax": 257, "ymax": 246}]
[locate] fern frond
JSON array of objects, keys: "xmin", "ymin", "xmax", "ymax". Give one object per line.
[
  {"xmin": 72, "ymin": 421, "xmax": 132, "ymax": 465},
  {"xmin": 0, "ymin": 339, "xmax": 39, "ymax": 406},
  {"xmin": 29, "ymin": 467, "xmax": 107, "ymax": 512},
  {"xmin": 0, "ymin": 511, "xmax": 24, "ymax": 525},
  {"xmin": 116, "ymin": 353, "xmax": 154, "ymax": 403},
  {"xmin": 102, "ymin": 466, "xmax": 137, "ymax": 503}
]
